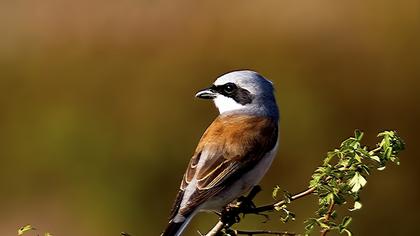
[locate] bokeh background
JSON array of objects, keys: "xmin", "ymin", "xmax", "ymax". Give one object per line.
[{"xmin": 0, "ymin": 1, "xmax": 419, "ymax": 235}]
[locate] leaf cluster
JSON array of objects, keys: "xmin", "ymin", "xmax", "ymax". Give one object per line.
[{"xmin": 304, "ymin": 130, "xmax": 404, "ymax": 235}]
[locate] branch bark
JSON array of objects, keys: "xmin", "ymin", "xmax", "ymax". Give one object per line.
[{"xmin": 235, "ymin": 229, "xmax": 297, "ymax": 235}]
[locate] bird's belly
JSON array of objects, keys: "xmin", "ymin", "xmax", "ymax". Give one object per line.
[{"xmin": 200, "ymin": 142, "xmax": 279, "ymax": 211}]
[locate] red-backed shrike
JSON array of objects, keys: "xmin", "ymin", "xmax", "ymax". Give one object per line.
[{"xmin": 162, "ymin": 70, "xmax": 279, "ymax": 236}]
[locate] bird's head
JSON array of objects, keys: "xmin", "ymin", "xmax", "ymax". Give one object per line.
[{"xmin": 195, "ymin": 70, "xmax": 279, "ymax": 118}]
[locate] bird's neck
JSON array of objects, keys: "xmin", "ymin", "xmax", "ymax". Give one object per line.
[{"xmin": 217, "ymin": 102, "xmax": 279, "ymax": 120}]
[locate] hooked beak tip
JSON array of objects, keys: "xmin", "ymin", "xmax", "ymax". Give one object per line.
[{"xmin": 195, "ymin": 89, "xmax": 217, "ymax": 99}]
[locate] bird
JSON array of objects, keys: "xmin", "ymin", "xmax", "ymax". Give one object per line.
[{"xmin": 162, "ymin": 70, "xmax": 280, "ymax": 236}]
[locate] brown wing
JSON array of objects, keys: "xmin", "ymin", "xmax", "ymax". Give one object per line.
[{"xmin": 178, "ymin": 114, "xmax": 278, "ymax": 216}]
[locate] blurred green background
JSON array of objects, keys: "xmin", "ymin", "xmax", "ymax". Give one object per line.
[{"xmin": 0, "ymin": 1, "xmax": 419, "ymax": 235}]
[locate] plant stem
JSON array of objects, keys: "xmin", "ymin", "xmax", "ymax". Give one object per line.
[
  {"xmin": 320, "ymin": 200, "xmax": 335, "ymax": 236},
  {"xmin": 235, "ymin": 229, "xmax": 298, "ymax": 235},
  {"xmin": 245, "ymin": 187, "xmax": 316, "ymax": 214}
]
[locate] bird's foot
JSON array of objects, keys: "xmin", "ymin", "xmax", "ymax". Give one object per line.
[
  {"xmin": 219, "ymin": 185, "xmax": 262, "ymax": 226},
  {"xmin": 237, "ymin": 185, "xmax": 261, "ymax": 214},
  {"xmin": 220, "ymin": 204, "xmax": 241, "ymax": 226}
]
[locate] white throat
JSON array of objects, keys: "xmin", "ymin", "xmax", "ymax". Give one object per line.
[{"xmin": 213, "ymin": 95, "xmax": 244, "ymax": 114}]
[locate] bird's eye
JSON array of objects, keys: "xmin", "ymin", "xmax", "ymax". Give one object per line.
[{"xmin": 223, "ymin": 83, "xmax": 237, "ymax": 94}]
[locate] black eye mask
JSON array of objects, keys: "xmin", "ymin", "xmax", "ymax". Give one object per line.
[{"xmin": 210, "ymin": 83, "xmax": 254, "ymax": 105}]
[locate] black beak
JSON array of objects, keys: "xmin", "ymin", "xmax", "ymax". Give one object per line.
[{"xmin": 195, "ymin": 87, "xmax": 217, "ymax": 99}]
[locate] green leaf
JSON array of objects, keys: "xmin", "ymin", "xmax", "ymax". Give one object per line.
[
  {"xmin": 272, "ymin": 186, "xmax": 281, "ymax": 199},
  {"xmin": 354, "ymin": 130, "xmax": 364, "ymax": 141},
  {"xmin": 354, "ymin": 154, "xmax": 362, "ymax": 162},
  {"xmin": 384, "ymin": 147, "xmax": 392, "ymax": 160},
  {"xmin": 349, "ymin": 201, "xmax": 362, "ymax": 211},
  {"xmin": 324, "ymin": 151, "xmax": 337, "ymax": 165},
  {"xmin": 317, "ymin": 220, "xmax": 330, "ymax": 229},
  {"xmin": 18, "ymin": 225, "xmax": 36, "ymax": 235},
  {"xmin": 341, "ymin": 216, "xmax": 352, "ymax": 228},
  {"xmin": 377, "ymin": 166, "xmax": 386, "ymax": 171},
  {"xmin": 304, "ymin": 218, "xmax": 318, "ymax": 234},
  {"xmin": 370, "ymin": 155, "xmax": 380, "ymax": 162},
  {"xmin": 283, "ymin": 191, "xmax": 293, "ymax": 203},
  {"xmin": 349, "ymin": 172, "xmax": 367, "ymax": 193}
]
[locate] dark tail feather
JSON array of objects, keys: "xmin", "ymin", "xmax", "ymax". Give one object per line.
[
  {"xmin": 162, "ymin": 211, "xmax": 196, "ymax": 236},
  {"xmin": 161, "ymin": 220, "xmax": 185, "ymax": 236}
]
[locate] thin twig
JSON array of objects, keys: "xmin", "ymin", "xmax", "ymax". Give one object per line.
[
  {"xmin": 205, "ymin": 187, "xmax": 316, "ymax": 236},
  {"xmin": 320, "ymin": 200, "xmax": 335, "ymax": 236},
  {"xmin": 235, "ymin": 229, "xmax": 298, "ymax": 235},
  {"xmin": 205, "ymin": 221, "xmax": 224, "ymax": 236},
  {"xmin": 247, "ymin": 187, "xmax": 316, "ymax": 214}
]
